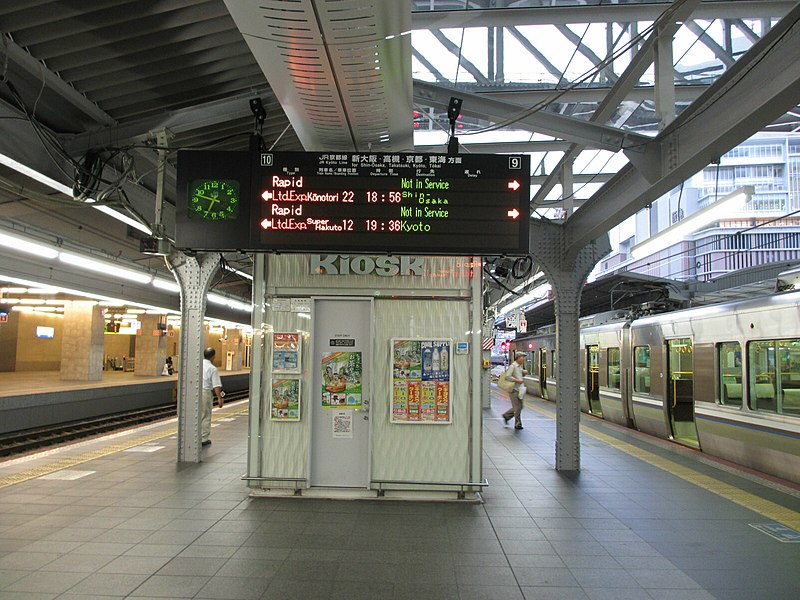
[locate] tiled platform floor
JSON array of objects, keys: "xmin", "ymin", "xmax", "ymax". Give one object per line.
[{"xmin": 1, "ymin": 391, "xmax": 799, "ymax": 599}]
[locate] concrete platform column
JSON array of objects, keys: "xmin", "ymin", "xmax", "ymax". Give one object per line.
[
  {"xmin": 60, "ymin": 301, "xmax": 104, "ymax": 381},
  {"xmin": 222, "ymin": 328, "xmax": 243, "ymax": 371},
  {"xmin": 530, "ymin": 220, "xmax": 610, "ymax": 471},
  {"xmin": 134, "ymin": 315, "xmax": 167, "ymax": 377},
  {"xmin": 169, "ymin": 251, "xmax": 220, "ymax": 463}
]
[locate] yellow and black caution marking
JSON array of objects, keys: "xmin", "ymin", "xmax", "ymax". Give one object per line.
[
  {"xmin": 0, "ymin": 406, "xmax": 249, "ymax": 490},
  {"xmin": 520, "ymin": 396, "xmax": 800, "ymax": 531}
]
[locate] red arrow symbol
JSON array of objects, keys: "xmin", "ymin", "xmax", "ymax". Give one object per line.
[
  {"xmin": 507, "ymin": 208, "xmax": 520, "ymax": 219},
  {"xmin": 261, "ymin": 190, "xmax": 273, "ymax": 201},
  {"xmin": 261, "ymin": 218, "xmax": 273, "ymax": 229},
  {"xmin": 507, "ymin": 180, "xmax": 520, "ymax": 191}
]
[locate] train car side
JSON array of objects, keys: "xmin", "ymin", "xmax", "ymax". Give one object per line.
[{"xmin": 507, "ymin": 291, "xmax": 800, "ymax": 484}]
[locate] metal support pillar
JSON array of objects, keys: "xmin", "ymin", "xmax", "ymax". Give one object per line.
[
  {"xmin": 529, "ymin": 221, "xmax": 610, "ymax": 471},
  {"xmin": 169, "ymin": 250, "xmax": 220, "ymax": 463},
  {"xmin": 560, "ymin": 162, "xmax": 575, "ymax": 217},
  {"xmin": 654, "ymin": 23, "xmax": 676, "ymax": 130}
]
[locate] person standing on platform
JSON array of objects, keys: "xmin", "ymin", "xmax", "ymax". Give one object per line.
[
  {"xmin": 201, "ymin": 347, "xmax": 224, "ymax": 446},
  {"xmin": 502, "ymin": 352, "xmax": 528, "ymax": 430}
]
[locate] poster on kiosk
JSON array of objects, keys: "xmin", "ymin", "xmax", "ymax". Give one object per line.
[{"xmin": 391, "ymin": 338, "xmax": 452, "ymax": 424}]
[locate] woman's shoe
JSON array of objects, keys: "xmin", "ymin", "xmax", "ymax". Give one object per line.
[{"xmin": 514, "ymin": 425, "xmax": 523, "ymax": 430}]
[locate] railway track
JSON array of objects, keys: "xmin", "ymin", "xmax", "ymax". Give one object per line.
[{"xmin": 0, "ymin": 390, "xmax": 249, "ymax": 458}]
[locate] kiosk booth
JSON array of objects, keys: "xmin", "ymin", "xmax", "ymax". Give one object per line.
[
  {"xmin": 245, "ymin": 253, "xmax": 486, "ymax": 500},
  {"xmin": 176, "ymin": 149, "xmax": 530, "ymax": 495}
]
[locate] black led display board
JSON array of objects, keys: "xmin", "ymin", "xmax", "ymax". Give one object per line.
[{"xmin": 176, "ymin": 150, "xmax": 530, "ymax": 255}]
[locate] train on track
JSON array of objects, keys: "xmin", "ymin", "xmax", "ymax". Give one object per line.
[{"xmin": 510, "ymin": 290, "xmax": 800, "ymax": 484}]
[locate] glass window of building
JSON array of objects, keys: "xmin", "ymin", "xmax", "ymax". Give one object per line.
[
  {"xmin": 633, "ymin": 346, "xmax": 651, "ymax": 394},
  {"xmin": 718, "ymin": 342, "xmax": 742, "ymax": 407}
]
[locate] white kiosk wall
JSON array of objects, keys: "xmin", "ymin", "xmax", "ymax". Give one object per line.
[{"xmin": 247, "ymin": 254, "xmax": 482, "ymax": 499}]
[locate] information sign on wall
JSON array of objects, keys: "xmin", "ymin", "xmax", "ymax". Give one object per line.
[{"xmin": 391, "ymin": 339, "xmax": 451, "ymax": 424}]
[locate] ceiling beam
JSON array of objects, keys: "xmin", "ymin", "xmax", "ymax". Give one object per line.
[
  {"xmin": 0, "ymin": 34, "xmax": 115, "ymax": 128},
  {"xmin": 563, "ymin": 3, "xmax": 800, "ymax": 257},
  {"xmin": 411, "ymin": 1, "xmax": 794, "ymax": 29},
  {"xmin": 60, "ymin": 89, "xmax": 272, "ymax": 155},
  {"xmin": 532, "ymin": 0, "xmax": 702, "ymax": 207},
  {"xmin": 413, "ymin": 80, "xmax": 651, "ymax": 152}
]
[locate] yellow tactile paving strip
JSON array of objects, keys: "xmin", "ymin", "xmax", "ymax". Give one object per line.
[
  {"xmin": 523, "ymin": 397, "xmax": 800, "ymax": 531},
  {"xmin": 0, "ymin": 406, "xmax": 249, "ymax": 490}
]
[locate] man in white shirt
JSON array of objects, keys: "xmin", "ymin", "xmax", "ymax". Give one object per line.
[
  {"xmin": 201, "ymin": 347, "xmax": 224, "ymax": 446},
  {"xmin": 502, "ymin": 352, "xmax": 528, "ymax": 430}
]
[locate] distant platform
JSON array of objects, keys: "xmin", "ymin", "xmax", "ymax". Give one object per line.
[{"xmin": 0, "ymin": 369, "xmax": 250, "ymax": 434}]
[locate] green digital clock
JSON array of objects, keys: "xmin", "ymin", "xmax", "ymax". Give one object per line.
[{"xmin": 188, "ymin": 179, "xmax": 240, "ymax": 221}]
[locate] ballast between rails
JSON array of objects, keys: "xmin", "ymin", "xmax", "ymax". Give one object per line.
[{"xmin": 0, "ymin": 389, "xmax": 249, "ymax": 458}]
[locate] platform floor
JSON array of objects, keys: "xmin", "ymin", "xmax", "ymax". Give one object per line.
[
  {"xmin": 0, "ymin": 369, "xmax": 250, "ymax": 397},
  {"xmin": 0, "ymin": 390, "xmax": 799, "ymax": 599}
]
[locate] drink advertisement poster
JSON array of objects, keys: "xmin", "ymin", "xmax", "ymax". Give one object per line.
[
  {"xmin": 270, "ymin": 377, "xmax": 300, "ymax": 421},
  {"xmin": 272, "ymin": 332, "xmax": 301, "ymax": 374},
  {"xmin": 321, "ymin": 351, "xmax": 363, "ymax": 409},
  {"xmin": 391, "ymin": 339, "xmax": 451, "ymax": 424}
]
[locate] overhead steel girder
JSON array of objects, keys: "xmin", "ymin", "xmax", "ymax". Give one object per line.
[
  {"xmin": 564, "ymin": 4, "xmax": 800, "ymax": 258},
  {"xmin": 413, "ymin": 80, "xmax": 650, "ymax": 152},
  {"xmin": 0, "ymin": 34, "xmax": 115, "ymax": 130},
  {"xmin": 478, "ymin": 85, "xmax": 706, "ymax": 105},
  {"xmin": 411, "ymin": 1, "xmax": 794, "ymax": 29},
  {"xmin": 60, "ymin": 89, "xmax": 274, "ymax": 156},
  {"xmin": 531, "ymin": 0, "xmax": 702, "ymax": 207}
]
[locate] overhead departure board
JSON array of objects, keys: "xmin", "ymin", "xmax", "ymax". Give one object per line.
[
  {"xmin": 253, "ymin": 152, "xmax": 529, "ymax": 255},
  {"xmin": 175, "ymin": 150, "xmax": 530, "ymax": 254}
]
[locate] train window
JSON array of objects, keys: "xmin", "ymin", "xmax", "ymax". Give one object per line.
[
  {"xmin": 607, "ymin": 347, "xmax": 621, "ymax": 389},
  {"xmin": 749, "ymin": 339, "xmax": 800, "ymax": 415},
  {"xmin": 718, "ymin": 342, "xmax": 742, "ymax": 407},
  {"xmin": 633, "ymin": 346, "xmax": 651, "ymax": 394}
]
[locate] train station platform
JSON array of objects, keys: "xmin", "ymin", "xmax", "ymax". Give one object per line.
[
  {"xmin": 0, "ymin": 369, "xmax": 250, "ymax": 435},
  {"xmin": 0, "ymin": 391, "xmax": 799, "ymax": 599},
  {"xmin": 0, "ymin": 369, "xmax": 250, "ymax": 398}
]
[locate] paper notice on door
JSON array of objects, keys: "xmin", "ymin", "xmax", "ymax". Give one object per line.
[{"xmin": 332, "ymin": 410, "xmax": 353, "ymax": 439}]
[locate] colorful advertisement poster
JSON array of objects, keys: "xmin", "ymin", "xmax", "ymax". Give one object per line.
[
  {"xmin": 391, "ymin": 339, "xmax": 451, "ymax": 424},
  {"xmin": 270, "ymin": 377, "xmax": 300, "ymax": 421},
  {"xmin": 272, "ymin": 332, "xmax": 301, "ymax": 374},
  {"xmin": 321, "ymin": 351, "xmax": 362, "ymax": 409},
  {"xmin": 393, "ymin": 340, "xmax": 421, "ymax": 379}
]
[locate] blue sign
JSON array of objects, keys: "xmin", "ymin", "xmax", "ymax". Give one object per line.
[{"xmin": 750, "ymin": 523, "xmax": 800, "ymax": 542}]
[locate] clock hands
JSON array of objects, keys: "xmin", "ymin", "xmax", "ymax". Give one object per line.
[{"xmin": 196, "ymin": 192, "xmax": 220, "ymax": 217}]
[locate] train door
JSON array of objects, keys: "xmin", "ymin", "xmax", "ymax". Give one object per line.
[
  {"xmin": 586, "ymin": 345, "xmax": 602, "ymax": 415},
  {"xmin": 539, "ymin": 348, "xmax": 548, "ymax": 399},
  {"xmin": 666, "ymin": 338, "xmax": 698, "ymax": 446}
]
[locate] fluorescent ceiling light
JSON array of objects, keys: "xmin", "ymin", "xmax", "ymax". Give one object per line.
[
  {"xmin": 59, "ymin": 252, "xmax": 153, "ymax": 284},
  {"xmin": 0, "ymin": 231, "xmax": 60, "ymax": 259},
  {"xmin": 0, "ymin": 152, "xmax": 73, "ymax": 196},
  {"xmin": 93, "ymin": 205, "xmax": 152, "ymax": 235},
  {"xmin": 630, "ymin": 186, "xmax": 754, "ymax": 260},
  {"xmin": 0, "ymin": 152, "xmax": 151, "ymax": 235},
  {"xmin": 153, "ymin": 278, "xmax": 180, "ymax": 293},
  {"xmin": 207, "ymin": 292, "xmax": 252, "ymax": 312},
  {"xmin": 223, "ymin": 265, "xmax": 253, "ymax": 280},
  {"xmin": 498, "ymin": 283, "xmax": 552, "ymax": 317}
]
